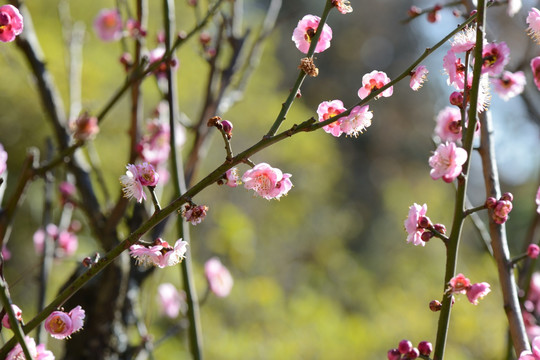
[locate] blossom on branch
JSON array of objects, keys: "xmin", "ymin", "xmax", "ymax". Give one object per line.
[
  {"xmin": 44, "ymin": 306, "xmax": 85, "ymax": 339},
  {"xmin": 466, "ymin": 282, "xmax": 491, "ymax": 305},
  {"xmin": 0, "ymin": 5, "xmax": 23, "ymax": 43},
  {"xmin": 527, "ymin": 8, "xmax": 540, "ymax": 44},
  {"xmin": 404, "ymin": 203, "xmax": 428, "ymax": 246},
  {"xmin": 317, "ymin": 100, "xmax": 346, "ymax": 137},
  {"xmin": 292, "ymin": 15, "xmax": 332, "ymax": 54},
  {"xmin": 434, "ymin": 107, "xmax": 462, "ymax": 142},
  {"xmin": 182, "ymin": 204, "xmax": 209, "ymax": 225},
  {"xmin": 492, "ymin": 71, "xmax": 526, "ymax": 101},
  {"xmin": 119, "ymin": 163, "xmax": 159, "ymax": 202},
  {"xmin": 429, "ymin": 142, "xmax": 467, "ymax": 183},
  {"xmin": 6, "ymin": 336, "xmax": 37, "ymax": 360},
  {"xmin": 205, "ymin": 257, "xmax": 234, "ymax": 298},
  {"xmin": 340, "ymin": 105, "xmax": 373, "ymax": 137},
  {"xmin": 531, "ymin": 56, "xmax": 540, "ymax": 91},
  {"xmin": 2, "ymin": 304, "xmax": 22, "ymax": 329},
  {"xmin": 443, "ymin": 50, "xmax": 465, "ymax": 90},
  {"xmin": 447, "ymin": 274, "xmax": 490, "ymax": 305},
  {"xmin": 93, "ymin": 9, "xmax": 123, "ymax": 42},
  {"xmin": 450, "ymin": 26, "xmax": 477, "ymax": 53},
  {"xmin": 130, "ymin": 238, "xmax": 188, "ymax": 268},
  {"xmin": 480, "ymin": 42, "xmax": 510, "ymax": 76},
  {"xmin": 242, "ymin": 163, "xmax": 293, "ymax": 200},
  {"xmin": 357, "ymin": 70, "xmax": 393, "ymax": 99},
  {"xmin": 409, "ymin": 65, "xmax": 428, "ymax": 91}
]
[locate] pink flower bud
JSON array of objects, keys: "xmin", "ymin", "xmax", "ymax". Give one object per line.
[
  {"xmin": 427, "ymin": 9, "xmax": 441, "ymax": 23},
  {"xmin": 485, "ymin": 197, "xmax": 497, "ymax": 208},
  {"xmin": 434, "ymin": 224, "xmax": 446, "ymax": 234},
  {"xmin": 398, "ymin": 339, "xmax": 413, "ymax": 354},
  {"xmin": 449, "ymin": 91, "xmax": 463, "ymax": 106},
  {"xmin": 418, "ymin": 341, "xmax": 433, "ymax": 356},
  {"xmin": 501, "ymin": 192, "xmax": 513, "ymax": 202},
  {"xmin": 407, "ymin": 347, "xmax": 420, "ymax": 359},
  {"xmin": 221, "ymin": 120, "xmax": 233, "ymax": 138},
  {"xmin": 429, "ymin": 300, "xmax": 442, "ymax": 311},
  {"xmin": 528, "ymin": 244, "xmax": 540, "ymax": 259},
  {"xmin": 407, "ymin": 6, "xmax": 422, "ymax": 18},
  {"xmin": 421, "ymin": 231, "xmax": 433, "ymax": 242},
  {"xmin": 418, "ymin": 216, "xmax": 431, "ymax": 229},
  {"xmin": 494, "ymin": 200, "xmax": 513, "ymax": 218},
  {"xmin": 387, "ymin": 349, "xmax": 401, "ymax": 360}
]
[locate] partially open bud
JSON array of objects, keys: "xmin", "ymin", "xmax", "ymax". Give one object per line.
[
  {"xmin": 449, "ymin": 91, "xmax": 464, "ymax": 107},
  {"xmin": 221, "ymin": 120, "xmax": 233, "ymax": 139},
  {"xmin": 433, "ymin": 223, "xmax": 446, "ymax": 235}
]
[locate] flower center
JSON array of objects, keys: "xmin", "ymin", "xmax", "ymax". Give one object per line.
[
  {"xmin": 51, "ymin": 315, "xmax": 67, "ymax": 333},
  {"xmin": 305, "ymin": 27, "xmax": 316, "ymax": 41}
]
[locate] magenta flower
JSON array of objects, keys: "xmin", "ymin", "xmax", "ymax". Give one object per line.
[
  {"xmin": 2, "ymin": 304, "xmax": 22, "ymax": 329},
  {"xmin": 158, "ymin": 283, "xmax": 185, "ymax": 318},
  {"xmin": 429, "ymin": 142, "xmax": 468, "ymax": 183},
  {"xmin": 409, "ymin": 65, "xmax": 428, "ymax": 91},
  {"xmin": 242, "ymin": 163, "xmax": 293, "ymax": 200},
  {"xmin": 332, "ymin": 0, "xmax": 353, "ymax": 14},
  {"xmin": 443, "ymin": 50, "xmax": 465, "ymax": 90},
  {"xmin": 448, "ymin": 273, "xmax": 471, "ymax": 295},
  {"xmin": 527, "ymin": 8, "xmax": 540, "ymax": 43},
  {"xmin": 481, "ymin": 42, "xmax": 510, "ymax": 76},
  {"xmin": 205, "ymin": 257, "xmax": 234, "ymax": 298},
  {"xmin": 536, "ymin": 186, "xmax": 540, "ymax": 214},
  {"xmin": 0, "ymin": 143, "xmax": 7, "ymax": 176},
  {"xmin": 292, "ymin": 15, "xmax": 332, "ymax": 54},
  {"xmin": 357, "ymin": 70, "xmax": 393, "ymax": 99},
  {"xmin": 57, "ymin": 230, "xmax": 78, "ymax": 257},
  {"xmin": 493, "ymin": 71, "xmax": 526, "ymax": 101},
  {"xmin": 340, "ymin": 105, "xmax": 373, "ymax": 137},
  {"xmin": 224, "ymin": 168, "xmax": 240, "ymax": 187},
  {"xmin": 0, "ymin": 5, "xmax": 23, "ymax": 43},
  {"xmin": 404, "ymin": 203, "xmax": 428, "ymax": 247},
  {"xmin": 529, "ymin": 244, "xmax": 540, "ymax": 259},
  {"xmin": 466, "ymin": 282, "xmax": 491, "ymax": 305},
  {"xmin": 520, "ymin": 336, "xmax": 540, "ymax": 360},
  {"xmin": 93, "ymin": 9, "xmax": 123, "ymax": 42},
  {"xmin": 182, "ymin": 204, "xmax": 209, "ymax": 226},
  {"xmin": 44, "ymin": 306, "xmax": 85, "ymax": 339},
  {"xmin": 450, "ymin": 26, "xmax": 477, "ymax": 53},
  {"xmin": 317, "ymin": 100, "xmax": 346, "ymax": 137},
  {"xmin": 6, "ymin": 336, "xmax": 37, "ymax": 360},
  {"xmin": 531, "ymin": 57, "xmax": 540, "ymax": 91},
  {"xmin": 435, "ymin": 106, "xmax": 462, "ymax": 142},
  {"xmin": 493, "ymin": 199, "xmax": 513, "ymax": 224},
  {"xmin": 137, "ymin": 162, "xmax": 159, "ymax": 187}
]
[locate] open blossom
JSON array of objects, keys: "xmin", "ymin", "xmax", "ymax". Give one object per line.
[
  {"xmin": 429, "ymin": 142, "xmax": 467, "ymax": 183},
  {"xmin": 0, "ymin": 5, "xmax": 23, "ymax": 43},
  {"xmin": 317, "ymin": 100, "xmax": 346, "ymax": 137},
  {"xmin": 137, "ymin": 162, "xmax": 159, "ymax": 186},
  {"xmin": 6, "ymin": 336, "xmax": 37, "ymax": 360},
  {"xmin": 466, "ymin": 282, "xmax": 491, "ymax": 305},
  {"xmin": 44, "ymin": 306, "xmax": 85, "ymax": 339},
  {"xmin": 410, "ymin": 65, "xmax": 428, "ymax": 91},
  {"xmin": 0, "ymin": 143, "xmax": 7, "ymax": 176},
  {"xmin": 2, "ymin": 304, "xmax": 22, "ymax": 329},
  {"xmin": 205, "ymin": 257, "xmax": 234, "ymax": 297},
  {"xmin": 182, "ymin": 204, "xmax": 209, "ymax": 225},
  {"xmin": 292, "ymin": 15, "xmax": 332, "ymax": 54},
  {"xmin": 435, "ymin": 106, "xmax": 462, "ymax": 142},
  {"xmin": 443, "ymin": 50, "xmax": 465, "ymax": 90},
  {"xmin": 332, "ymin": 0, "xmax": 353, "ymax": 14},
  {"xmin": 527, "ymin": 8, "xmax": 540, "ymax": 44},
  {"xmin": 493, "ymin": 71, "xmax": 526, "ymax": 100},
  {"xmin": 531, "ymin": 57, "xmax": 540, "ymax": 91},
  {"xmin": 93, "ymin": 9, "xmax": 123, "ymax": 42},
  {"xmin": 481, "ymin": 42, "xmax": 510, "ymax": 76},
  {"xmin": 120, "ymin": 163, "xmax": 159, "ymax": 202},
  {"xmin": 357, "ymin": 70, "xmax": 393, "ymax": 99},
  {"xmin": 404, "ymin": 203, "xmax": 428, "ymax": 246},
  {"xmin": 224, "ymin": 168, "xmax": 240, "ymax": 187},
  {"xmin": 448, "ymin": 273, "xmax": 471, "ymax": 294},
  {"xmin": 158, "ymin": 283, "xmax": 185, "ymax": 318},
  {"xmin": 242, "ymin": 163, "xmax": 292, "ymax": 200},
  {"xmin": 340, "ymin": 105, "xmax": 372, "ymax": 137},
  {"xmin": 450, "ymin": 26, "xmax": 477, "ymax": 53},
  {"xmin": 130, "ymin": 238, "xmax": 188, "ymax": 268},
  {"xmin": 36, "ymin": 343, "xmax": 55, "ymax": 360}
]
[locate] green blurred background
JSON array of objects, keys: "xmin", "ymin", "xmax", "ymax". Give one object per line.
[{"xmin": 0, "ymin": 0, "xmax": 539, "ymax": 358}]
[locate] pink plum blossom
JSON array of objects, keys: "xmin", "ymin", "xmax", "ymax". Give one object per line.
[
  {"xmin": 205, "ymin": 257, "xmax": 234, "ymax": 297},
  {"xmin": 68, "ymin": 306, "xmax": 85, "ymax": 334},
  {"xmin": 357, "ymin": 70, "xmax": 393, "ymax": 99},
  {"xmin": 520, "ymin": 336, "xmax": 540, "ymax": 359},
  {"xmin": 317, "ymin": 100, "xmax": 346, "ymax": 137},
  {"xmin": 36, "ymin": 343, "xmax": 55, "ymax": 360},
  {"xmin": 57, "ymin": 230, "xmax": 78, "ymax": 257},
  {"xmin": 493, "ymin": 71, "xmax": 526, "ymax": 101},
  {"xmin": 242, "ymin": 163, "xmax": 293, "ymax": 200},
  {"xmin": 157, "ymin": 283, "xmax": 185, "ymax": 318},
  {"xmin": 129, "ymin": 243, "xmax": 162, "ymax": 267},
  {"xmin": 466, "ymin": 282, "xmax": 491, "ymax": 305},
  {"xmin": 448, "ymin": 273, "xmax": 471, "ymax": 294},
  {"xmin": 291, "ymin": 15, "xmax": 332, "ymax": 54},
  {"xmin": 137, "ymin": 110, "xmax": 173, "ymax": 167},
  {"xmin": 6, "ymin": 336, "xmax": 37, "ymax": 360},
  {"xmin": 529, "ymin": 244, "xmax": 540, "ymax": 259},
  {"xmin": 0, "ymin": 5, "xmax": 23, "ymax": 43},
  {"xmin": 93, "ymin": 9, "xmax": 123, "ymax": 42},
  {"xmin": 120, "ymin": 164, "xmax": 146, "ymax": 202},
  {"xmin": 130, "ymin": 238, "xmax": 188, "ymax": 268},
  {"xmin": 182, "ymin": 205, "xmax": 209, "ymax": 225},
  {"xmin": 340, "ymin": 105, "xmax": 373, "ymax": 137},
  {"xmin": 137, "ymin": 162, "xmax": 159, "ymax": 187},
  {"xmin": 409, "ymin": 65, "xmax": 428, "ymax": 91},
  {"xmin": 434, "ymin": 106, "xmax": 462, "ymax": 142},
  {"xmin": 429, "ymin": 142, "xmax": 468, "ymax": 183},
  {"xmin": 33, "ymin": 224, "xmax": 78, "ymax": 257},
  {"xmin": 527, "ymin": 8, "xmax": 540, "ymax": 44},
  {"xmin": 71, "ymin": 113, "xmax": 99, "ymax": 141},
  {"xmin": 443, "ymin": 50, "xmax": 465, "ymax": 90},
  {"xmin": 158, "ymin": 239, "xmax": 188, "ymax": 268},
  {"xmin": 332, "ymin": 0, "xmax": 353, "ymax": 14},
  {"xmin": 481, "ymin": 42, "xmax": 510, "ymax": 76},
  {"xmin": 531, "ymin": 57, "xmax": 540, "ymax": 91},
  {"xmin": 224, "ymin": 168, "xmax": 240, "ymax": 187},
  {"xmin": 0, "ymin": 143, "xmax": 7, "ymax": 176},
  {"xmin": 404, "ymin": 203, "xmax": 428, "ymax": 247},
  {"xmin": 2, "ymin": 304, "xmax": 22, "ymax": 329},
  {"xmin": 44, "ymin": 306, "xmax": 84, "ymax": 339},
  {"xmin": 536, "ymin": 186, "xmax": 540, "ymax": 214},
  {"xmin": 450, "ymin": 26, "xmax": 477, "ymax": 53},
  {"xmin": 493, "ymin": 199, "xmax": 513, "ymax": 224}
]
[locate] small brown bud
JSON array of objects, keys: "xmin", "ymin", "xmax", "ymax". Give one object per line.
[
  {"xmin": 207, "ymin": 116, "xmax": 222, "ymax": 128},
  {"xmin": 298, "ymin": 57, "xmax": 319, "ymax": 77}
]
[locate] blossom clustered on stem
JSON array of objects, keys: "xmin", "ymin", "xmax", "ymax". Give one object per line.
[
  {"xmin": 485, "ymin": 192, "xmax": 514, "ymax": 224},
  {"xmin": 387, "ymin": 339, "xmax": 432, "ymax": 360},
  {"xmin": 129, "ymin": 238, "xmax": 188, "ymax": 268},
  {"xmin": 119, "ymin": 162, "xmax": 159, "ymax": 203},
  {"xmin": 242, "ymin": 163, "xmax": 292, "ymax": 200},
  {"xmin": 404, "ymin": 203, "xmax": 447, "ymax": 246},
  {"xmin": 428, "ymin": 142, "xmax": 467, "ymax": 183},
  {"xmin": 44, "ymin": 306, "xmax": 85, "ymax": 340},
  {"xmin": 291, "ymin": 15, "xmax": 332, "ymax": 54},
  {"xmin": 446, "ymin": 273, "xmax": 491, "ymax": 305},
  {"xmin": 0, "ymin": 5, "xmax": 23, "ymax": 43}
]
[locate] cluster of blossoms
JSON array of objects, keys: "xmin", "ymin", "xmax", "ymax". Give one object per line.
[
  {"xmin": 485, "ymin": 192, "xmax": 514, "ymax": 224},
  {"xmin": 157, "ymin": 283, "xmax": 186, "ymax": 319},
  {"xmin": 44, "ymin": 306, "xmax": 85, "ymax": 340},
  {"xmin": 316, "ymin": 100, "xmax": 373, "ymax": 138},
  {"xmin": 119, "ymin": 162, "xmax": 159, "ymax": 203},
  {"xmin": 6, "ymin": 336, "xmax": 54, "ymax": 360},
  {"xmin": 0, "ymin": 5, "xmax": 23, "ymax": 43},
  {"xmin": 33, "ymin": 223, "xmax": 79, "ymax": 258},
  {"xmin": 204, "ymin": 257, "xmax": 234, "ymax": 298},
  {"xmin": 446, "ymin": 273, "xmax": 491, "ymax": 305},
  {"xmin": 129, "ymin": 238, "xmax": 188, "ymax": 268},
  {"xmin": 242, "ymin": 163, "xmax": 292, "ymax": 200},
  {"xmin": 404, "ymin": 203, "xmax": 446, "ymax": 246},
  {"xmin": 387, "ymin": 339, "xmax": 432, "ymax": 360}
]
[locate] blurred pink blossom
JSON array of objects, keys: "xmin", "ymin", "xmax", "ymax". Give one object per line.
[
  {"xmin": 6, "ymin": 336, "xmax": 37, "ymax": 360},
  {"xmin": 466, "ymin": 282, "xmax": 491, "ymax": 305},
  {"xmin": 357, "ymin": 70, "xmax": 393, "ymax": 100},
  {"xmin": 317, "ymin": 100, "xmax": 346, "ymax": 137},
  {"xmin": 242, "ymin": 163, "xmax": 292, "ymax": 200},
  {"xmin": 429, "ymin": 142, "xmax": 467, "ymax": 183},
  {"xmin": 0, "ymin": 143, "xmax": 7, "ymax": 176},
  {"xmin": 493, "ymin": 71, "xmax": 526, "ymax": 101},
  {"xmin": 404, "ymin": 203, "xmax": 428, "ymax": 247},
  {"xmin": 157, "ymin": 283, "xmax": 185, "ymax": 318},
  {"xmin": 130, "ymin": 238, "xmax": 188, "ymax": 268},
  {"xmin": 332, "ymin": 0, "xmax": 352, "ymax": 14},
  {"xmin": 409, "ymin": 65, "xmax": 428, "ymax": 91},
  {"xmin": 481, "ymin": 42, "xmax": 510, "ymax": 76},
  {"xmin": 536, "ymin": 186, "xmax": 540, "ymax": 214},
  {"xmin": 36, "ymin": 343, "xmax": 55, "ymax": 360},
  {"xmin": 224, "ymin": 168, "xmax": 240, "ymax": 187},
  {"xmin": 71, "ymin": 114, "xmax": 99, "ymax": 141},
  {"xmin": 435, "ymin": 106, "xmax": 462, "ymax": 142},
  {"xmin": 529, "ymin": 244, "xmax": 540, "ymax": 259},
  {"xmin": 527, "ymin": 8, "xmax": 540, "ymax": 44},
  {"xmin": 93, "ymin": 9, "xmax": 123, "ymax": 42},
  {"xmin": 0, "ymin": 5, "xmax": 23, "ymax": 43},
  {"xmin": 340, "ymin": 105, "xmax": 372, "ymax": 137},
  {"xmin": 2, "ymin": 304, "xmax": 22, "ymax": 329},
  {"xmin": 519, "ymin": 335, "xmax": 540, "ymax": 359},
  {"xmin": 531, "ymin": 56, "xmax": 540, "ymax": 91},
  {"xmin": 291, "ymin": 15, "xmax": 332, "ymax": 54},
  {"xmin": 205, "ymin": 257, "xmax": 233, "ymax": 297},
  {"xmin": 448, "ymin": 273, "xmax": 471, "ymax": 295}
]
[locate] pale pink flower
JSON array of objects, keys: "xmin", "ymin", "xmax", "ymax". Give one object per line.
[
  {"xmin": 70, "ymin": 114, "xmax": 99, "ymax": 142},
  {"xmin": 129, "ymin": 243, "xmax": 162, "ymax": 267},
  {"xmin": 6, "ymin": 336, "xmax": 37, "ymax": 360},
  {"xmin": 536, "ymin": 186, "xmax": 540, "ymax": 214},
  {"xmin": 68, "ymin": 306, "xmax": 85, "ymax": 334},
  {"xmin": 137, "ymin": 162, "xmax": 159, "ymax": 187},
  {"xmin": 531, "ymin": 57, "xmax": 540, "ymax": 91},
  {"xmin": 508, "ymin": 0, "xmax": 522, "ymax": 17},
  {"xmin": 481, "ymin": 42, "xmax": 510, "ymax": 76},
  {"xmin": 0, "ymin": 143, "xmax": 7, "ymax": 176},
  {"xmin": 317, "ymin": 100, "xmax": 346, "ymax": 137},
  {"xmin": 466, "ymin": 282, "xmax": 491, "ymax": 305},
  {"xmin": 33, "ymin": 224, "xmax": 58, "ymax": 255},
  {"xmin": 443, "ymin": 50, "xmax": 465, "ymax": 90},
  {"xmin": 35, "ymin": 343, "xmax": 55, "ymax": 360},
  {"xmin": 357, "ymin": 70, "xmax": 393, "ymax": 99},
  {"xmin": 0, "ymin": 5, "xmax": 23, "ymax": 43},
  {"xmin": 2, "ymin": 304, "xmax": 22, "ymax": 329},
  {"xmin": 493, "ymin": 71, "xmax": 526, "ymax": 101},
  {"xmin": 158, "ymin": 283, "xmax": 185, "ymax": 318},
  {"xmin": 224, "ymin": 168, "xmax": 240, "ymax": 187},
  {"xmin": 57, "ymin": 230, "xmax": 78, "ymax": 257},
  {"xmin": 527, "ymin": 8, "xmax": 540, "ymax": 44},
  {"xmin": 2, "ymin": 244, "xmax": 11, "ymax": 261},
  {"xmin": 520, "ymin": 336, "xmax": 540, "ymax": 360},
  {"xmin": 158, "ymin": 239, "xmax": 188, "ymax": 268},
  {"xmin": 404, "ymin": 203, "xmax": 428, "ymax": 247},
  {"xmin": 93, "ymin": 9, "xmax": 123, "ymax": 42},
  {"xmin": 120, "ymin": 164, "xmax": 146, "ymax": 202},
  {"xmin": 242, "ymin": 163, "xmax": 293, "ymax": 200},
  {"xmin": 182, "ymin": 205, "xmax": 208, "ymax": 225},
  {"xmin": 332, "ymin": 0, "xmax": 352, "ymax": 14},
  {"xmin": 410, "ymin": 65, "xmax": 428, "ymax": 91},
  {"xmin": 450, "ymin": 26, "xmax": 477, "ymax": 53},
  {"xmin": 292, "ymin": 15, "xmax": 332, "ymax": 54},
  {"xmin": 475, "ymin": 74, "xmax": 492, "ymax": 113},
  {"xmin": 448, "ymin": 273, "xmax": 471, "ymax": 295},
  {"xmin": 529, "ymin": 244, "xmax": 540, "ymax": 259},
  {"xmin": 340, "ymin": 105, "xmax": 373, "ymax": 137},
  {"xmin": 429, "ymin": 142, "xmax": 468, "ymax": 183},
  {"xmin": 435, "ymin": 106, "xmax": 462, "ymax": 142},
  {"xmin": 137, "ymin": 118, "xmax": 172, "ymax": 166},
  {"xmin": 205, "ymin": 257, "xmax": 234, "ymax": 297},
  {"xmin": 44, "ymin": 311, "xmax": 73, "ymax": 340}
]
